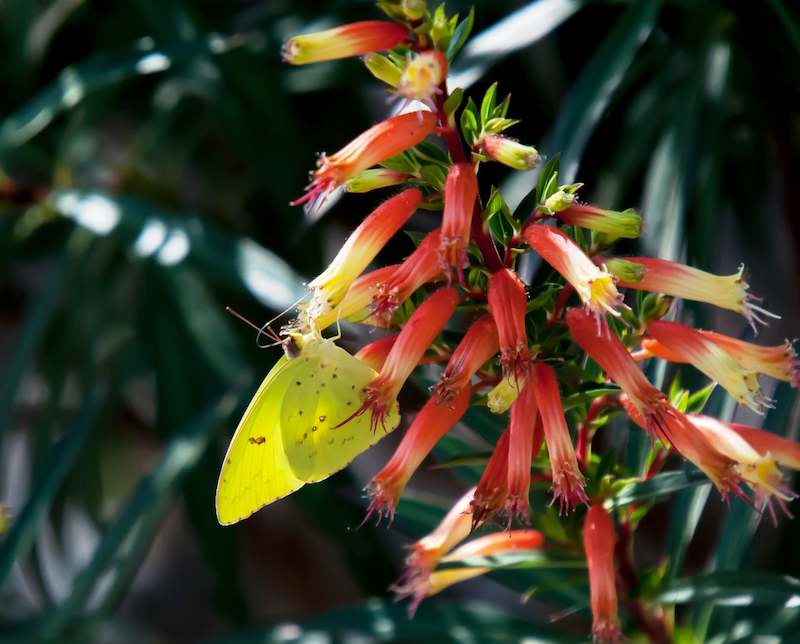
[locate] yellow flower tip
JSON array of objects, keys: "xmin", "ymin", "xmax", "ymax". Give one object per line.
[
  {"xmin": 487, "ymin": 373, "xmax": 521, "ymax": 413},
  {"xmin": 589, "ymin": 270, "xmax": 626, "ymax": 319},
  {"xmin": 281, "ymin": 21, "xmax": 408, "ymax": 66},
  {"xmin": 397, "ymin": 50, "xmax": 448, "ymax": 111}
]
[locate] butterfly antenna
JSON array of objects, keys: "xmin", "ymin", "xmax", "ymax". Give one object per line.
[
  {"xmin": 264, "ymin": 291, "xmax": 313, "ymax": 331},
  {"xmin": 225, "ymin": 307, "xmax": 282, "ymax": 347}
]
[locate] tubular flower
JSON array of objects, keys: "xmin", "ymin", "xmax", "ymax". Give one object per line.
[
  {"xmin": 470, "ymin": 427, "xmax": 510, "ymax": 528},
  {"xmin": 488, "ymin": 269, "xmax": 533, "ymax": 380},
  {"xmin": 345, "ymin": 168, "xmax": 408, "ymax": 193},
  {"xmin": 365, "ymin": 385, "xmax": 472, "ymax": 524},
  {"xmin": 532, "ymin": 362, "xmax": 588, "ymax": 514},
  {"xmin": 396, "ymin": 51, "xmax": 448, "ymax": 111},
  {"xmin": 354, "ymin": 335, "xmax": 399, "ymax": 372},
  {"xmin": 372, "ymin": 228, "xmax": 445, "ymax": 324},
  {"xmin": 282, "ymin": 21, "xmax": 408, "ymax": 65},
  {"xmin": 305, "ymin": 189, "xmax": 420, "ymax": 322},
  {"xmin": 553, "ymin": 204, "xmax": 642, "ymax": 240},
  {"xmin": 719, "ymin": 422, "xmax": 800, "ymax": 471},
  {"xmin": 434, "ymin": 316, "xmax": 499, "ymax": 406},
  {"xmin": 613, "ymin": 258, "xmax": 779, "ymax": 333},
  {"xmin": 623, "ymin": 398, "xmax": 747, "ymax": 501},
  {"xmin": 697, "ymin": 333, "xmax": 799, "ymax": 388},
  {"xmin": 525, "ymin": 225, "xmax": 626, "ymax": 324},
  {"xmin": 481, "ymin": 136, "xmax": 540, "ymax": 171},
  {"xmin": 506, "ymin": 381, "xmax": 539, "ymax": 523},
  {"xmin": 440, "ymin": 163, "xmax": 479, "ymax": 284},
  {"xmin": 567, "ymin": 308, "xmax": 670, "ymax": 443},
  {"xmin": 312, "ymin": 265, "xmax": 396, "ymax": 331},
  {"xmin": 392, "ymin": 487, "xmax": 476, "ymax": 616},
  {"xmin": 689, "ymin": 415, "xmax": 797, "ymax": 523},
  {"xmin": 647, "ymin": 320, "xmax": 773, "ymax": 415},
  {"xmin": 292, "ymin": 113, "xmax": 436, "ymax": 211},
  {"xmin": 583, "ymin": 505, "xmax": 623, "ymax": 644},
  {"xmin": 397, "ymin": 530, "xmax": 546, "ymax": 617},
  {"xmin": 348, "ymin": 287, "xmax": 457, "ymax": 433}
]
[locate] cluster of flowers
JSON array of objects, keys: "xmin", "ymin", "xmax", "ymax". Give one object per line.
[{"xmin": 281, "ymin": 3, "xmax": 800, "ymax": 641}]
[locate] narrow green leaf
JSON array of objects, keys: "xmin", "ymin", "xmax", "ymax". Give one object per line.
[
  {"xmin": 607, "ymin": 470, "xmax": 710, "ymax": 508},
  {"xmin": 446, "ymin": 7, "xmax": 475, "ymax": 61}
]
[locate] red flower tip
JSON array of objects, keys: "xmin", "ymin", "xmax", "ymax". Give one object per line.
[
  {"xmin": 583, "ymin": 504, "xmax": 623, "ymax": 644},
  {"xmin": 371, "ymin": 228, "xmax": 444, "ymax": 325},
  {"xmin": 440, "ymin": 163, "xmax": 479, "ymax": 285},
  {"xmin": 343, "ymin": 287, "xmax": 457, "ymax": 433},
  {"xmin": 293, "ymin": 113, "xmax": 435, "ymax": 212},
  {"xmin": 488, "ymin": 269, "xmax": 533, "ymax": 380},
  {"xmin": 434, "ymin": 315, "xmax": 499, "ymax": 406}
]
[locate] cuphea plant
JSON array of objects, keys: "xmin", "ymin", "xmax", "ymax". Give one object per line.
[{"xmin": 216, "ymin": 2, "xmax": 800, "ymax": 642}]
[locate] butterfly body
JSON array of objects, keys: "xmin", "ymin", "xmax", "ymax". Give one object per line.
[{"xmin": 216, "ymin": 330, "xmax": 400, "ymax": 525}]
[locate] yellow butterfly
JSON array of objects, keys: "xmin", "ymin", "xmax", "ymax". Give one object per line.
[{"xmin": 215, "ymin": 328, "xmax": 401, "ymax": 525}]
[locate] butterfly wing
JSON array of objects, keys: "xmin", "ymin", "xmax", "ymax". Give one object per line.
[
  {"xmin": 280, "ymin": 342, "xmax": 401, "ymax": 482},
  {"xmin": 215, "ymin": 356, "xmax": 306, "ymax": 525}
]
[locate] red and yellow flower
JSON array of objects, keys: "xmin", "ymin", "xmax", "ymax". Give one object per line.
[
  {"xmin": 583, "ymin": 505, "xmax": 623, "ymax": 643},
  {"xmin": 282, "ymin": 21, "xmax": 408, "ymax": 65},
  {"xmin": 293, "ymin": 114, "xmax": 435, "ymax": 211},
  {"xmin": 440, "ymin": 163, "xmax": 479, "ymax": 284},
  {"xmin": 488, "ymin": 269, "xmax": 533, "ymax": 380}
]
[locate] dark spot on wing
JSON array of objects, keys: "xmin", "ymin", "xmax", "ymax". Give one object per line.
[
  {"xmin": 298, "ymin": 410, "xmax": 303, "ymax": 416},
  {"xmin": 319, "ymin": 415, "xmax": 326, "ymax": 422},
  {"xmin": 296, "ymin": 381, "xmax": 301, "ymax": 385},
  {"xmin": 312, "ymin": 425, "xmax": 317, "ymax": 432},
  {"xmin": 248, "ymin": 436, "xmax": 265, "ymax": 445}
]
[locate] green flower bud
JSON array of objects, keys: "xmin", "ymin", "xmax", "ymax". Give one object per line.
[
  {"xmin": 603, "ymin": 258, "xmax": 646, "ymax": 283},
  {"xmin": 481, "ymin": 135, "xmax": 540, "ymax": 171},
  {"xmin": 401, "ymin": 0, "xmax": 426, "ymax": 21},
  {"xmin": 543, "ymin": 190, "xmax": 576, "ymax": 213},
  {"xmin": 344, "ymin": 168, "xmax": 408, "ymax": 193},
  {"xmin": 363, "ymin": 53, "xmax": 403, "ymax": 88}
]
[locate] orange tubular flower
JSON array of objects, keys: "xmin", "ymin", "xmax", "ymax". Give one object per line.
[
  {"xmin": 396, "ymin": 50, "xmax": 448, "ymax": 111},
  {"xmin": 553, "ymin": 204, "xmax": 642, "ymax": 239},
  {"xmin": 440, "ymin": 163, "xmax": 479, "ymax": 284},
  {"xmin": 348, "ymin": 287, "xmax": 457, "ymax": 433},
  {"xmin": 720, "ymin": 422, "xmax": 800, "ymax": 471},
  {"xmin": 531, "ymin": 362, "xmax": 588, "ymax": 514},
  {"xmin": 282, "ymin": 21, "xmax": 408, "ymax": 65},
  {"xmin": 488, "ymin": 269, "xmax": 533, "ymax": 380},
  {"xmin": 688, "ymin": 415, "xmax": 796, "ymax": 523},
  {"xmin": 396, "ymin": 528, "xmax": 545, "ymax": 617},
  {"xmin": 354, "ymin": 335, "xmax": 399, "ymax": 372},
  {"xmin": 613, "ymin": 257, "xmax": 778, "ymax": 332},
  {"xmin": 306, "ymin": 189, "xmax": 421, "ymax": 321},
  {"xmin": 470, "ymin": 427, "xmax": 511, "ymax": 528},
  {"xmin": 623, "ymin": 398, "xmax": 747, "ymax": 501},
  {"xmin": 583, "ymin": 505, "xmax": 623, "ymax": 644},
  {"xmin": 697, "ymin": 333, "xmax": 799, "ymax": 388},
  {"xmin": 313, "ymin": 265, "xmax": 397, "ymax": 331},
  {"xmin": 525, "ymin": 225, "xmax": 626, "ymax": 325},
  {"xmin": 567, "ymin": 308, "xmax": 670, "ymax": 443},
  {"xmin": 365, "ymin": 385, "xmax": 472, "ymax": 524},
  {"xmin": 392, "ymin": 487, "xmax": 476, "ymax": 616},
  {"xmin": 647, "ymin": 320, "xmax": 772, "ymax": 415},
  {"xmin": 292, "ymin": 113, "xmax": 436, "ymax": 211},
  {"xmin": 372, "ymin": 228, "xmax": 445, "ymax": 325},
  {"xmin": 506, "ymin": 381, "xmax": 539, "ymax": 523},
  {"xmin": 434, "ymin": 316, "xmax": 499, "ymax": 406}
]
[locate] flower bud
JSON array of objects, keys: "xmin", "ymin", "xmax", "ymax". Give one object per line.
[
  {"xmin": 282, "ymin": 21, "xmax": 408, "ymax": 65},
  {"xmin": 344, "ymin": 168, "xmax": 407, "ymax": 193},
  {"xmin": 434, "ymin": 316, "xmax": 499, "ymax": 406},
  {"xmin": 614, "ymin": 258, "xmax": 779, "ymax": 333},
  {"xmin": 526, "ymin": 225, "xmax": 626, "ymax": 323},
  {"xmin": 531, "ymin": 362, "xmax": 588, "ymax": 514},
  {"xmin": 554, "ymin": 204, "xmax": 642, "ymax": 239},
  {"xmin": 604, "ymin": 258, "xmax": 646, "ymax": 283},
  {"xmin": 543, "ymin": 190, "xmax": 576, "ymax": 213},
  {"xmin": 350, "ymin": 287, "xmax": 457, "ymax": 432},
  {"xmin": 293, "ymin": 113, "xmax": 436, "ymax": 211},
  {"xmin": 397, "ymin": 51, "xmax": 448, "ymax": 111},
  {"xmin": 481, "ymin": 136, "xmax": 540, "ymax": 171},
  {"xmin": 647, "ymin": 320, "xmax": 773, "ymax": 415},
  {"xmin": 363, "ymin": 53, "xmax": 403, "ymax": 88},
  {"xmin": 488, "ymin": 269, "xmax": 533, "ymax": 380},
  {"xmin": 306, "ymin": 189, "xmax": 420, "ymax": 322},
  {"xmin": 583, "ymin": 505, "xmax": 623, "ymax": 644},
  {"xmin": 366, "ymin": 385, "xmax": 471, "ymax": 522},
  {"xmin": 441, "ymin": 163, "xmax": 479, "ymax": 284},
  {"xmin": 401, "ymin": 0, "xmax": 426, "ymax": 20}
]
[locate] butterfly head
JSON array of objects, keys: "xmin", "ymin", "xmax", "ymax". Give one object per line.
[{"xmin": 283, "ymin": 332, "xmax": 307, "ymax": 360}]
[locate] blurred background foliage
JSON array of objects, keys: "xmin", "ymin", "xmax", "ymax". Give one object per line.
[{"xmin": 1, "ymin": 0, "xmax": 799, "ymax": 642}]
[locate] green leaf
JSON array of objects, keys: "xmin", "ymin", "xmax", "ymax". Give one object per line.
[
  {"xmin": 513, "ymin": 154, "xmax": 559, "ymax": 220},
  {"xmin": 414, "ymin": 141, "xmax": 452, "ymax": 167},
  {"xmin": 658, "ymin": 571, "xmax": 800, "ymax": 606},
  {"xmin": 431, "ymin": 453, "xmax": 493, "ymax": 469},
  {"xmin": 481, "ymin": 82, "xmax": 498, "ymax": 126},
  {"xmin": 548, "ymin": 0, "xmax": 665, "ymax": 183},
  {"xmin": 560, "ymin": 384, "xmax": 621, "ymax": 412},
  {"xmin": 443, "ymin": 87, "xmax": 464, "ymax": 117},
  {"xmin": 607, "ymin": 469, "xmax": 710, "ymax": 508},
  {"xmin": 446, "ymin": 7, "xmax": 475, "ymax": 61}
]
